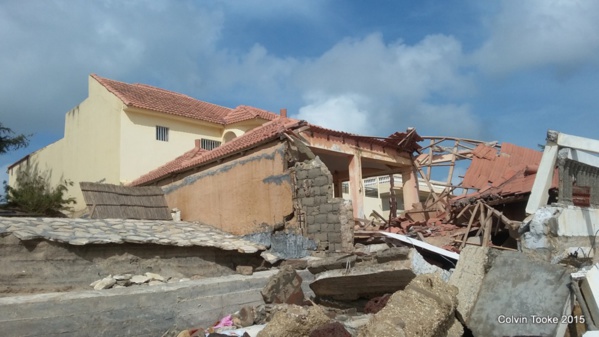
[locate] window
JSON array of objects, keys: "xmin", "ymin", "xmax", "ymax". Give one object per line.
[
  {"xmin": 200, "ymin": 139, "xmax": 221, "ymax": 150},
  {"xmin": 156, "ymin": 126, "xmax": 169, "ymax": 142}
]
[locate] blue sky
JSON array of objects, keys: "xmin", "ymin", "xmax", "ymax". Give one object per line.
[{"xmin": 2, "ymin": 0, "xmax": 599, "ymax": 184}]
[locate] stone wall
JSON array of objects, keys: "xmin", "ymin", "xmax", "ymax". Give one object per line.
[{"xmin": 292, "ymin": 157, "xmax": 354, "ymax": 253}]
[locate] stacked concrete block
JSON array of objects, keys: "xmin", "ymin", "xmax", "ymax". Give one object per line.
[{"xmin": 293, "ymin": 157, "xmax": 354, "ymax": 253}]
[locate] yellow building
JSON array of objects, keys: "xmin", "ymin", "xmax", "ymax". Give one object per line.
[{"xmin": 7, "ymin": 74, "xmax": 278, "ymax": 215}]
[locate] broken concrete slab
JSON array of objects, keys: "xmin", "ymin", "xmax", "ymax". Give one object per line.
[
  {"xmin": 261, "ymin": 266, "xmax": 305, "ymax": 305},
  {"xmin": 448, "ymin": 245, "xmax": 489, "ymax": 323},
  {"xmin": 581, "ymin": 263, "xmax": 599, "ymax": 328},
  {"xmin": 307, "ymin": 254, "xmax": 357, "ymax": 274},
  {"xmin": 468, "ymin": 250, "xmax": 573, "ymax": 337},
  {"xmin": 309, "ymin": 249, "xmax": 450, "ymax": 301},
  {"xmin": 357, "ymin": 274, "xmax": 459, "ymax": 337}
]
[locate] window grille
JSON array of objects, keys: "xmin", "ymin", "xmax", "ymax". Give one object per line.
[
  {"xmin": 156, "ymin": 126, "xmax": 169, "ymax": 142},
  {"xmin": 200, "ymin": 139, "xmax": 221, "ymax": 150}
]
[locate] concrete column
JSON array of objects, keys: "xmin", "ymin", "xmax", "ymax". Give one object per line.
[
  {"xmin": 332, "ymin": 172, "xmax": 343, "ymax": 198},
  {"xmin": 401, "ymin": 165, "xmax": 420, "ymax": 211},
  {"xmin": 349, "ymin": 153, "xmax": 364, "ymax": 220}
]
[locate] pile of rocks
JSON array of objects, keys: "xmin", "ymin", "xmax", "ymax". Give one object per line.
[
  {"xmin": 175, "ymin": 246, "xmax": 462, "ymax": 337},
  {"xmin": 90, "ymin": 272, "xmax": 181, "ymax": 290}
]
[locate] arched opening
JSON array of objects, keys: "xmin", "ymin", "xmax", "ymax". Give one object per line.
[{"xmin": 223, "ymin": 131, "xmax": 238, "ymax": 143}]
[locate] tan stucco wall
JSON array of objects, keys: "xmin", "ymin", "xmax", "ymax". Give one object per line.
[
  {"xmin": 162, "ymin": 142, "xmax": 294, "ymax": 235},
  {"xmin": 119, "ymin": 109, "xmax": 224, "ymax": 183}
]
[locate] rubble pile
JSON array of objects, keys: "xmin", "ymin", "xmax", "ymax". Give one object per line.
[
  {"xmin": 175, "ymin": 245, "xmax": 463, "ymax": 337},
  {"xmin": 90, "ymin": 272, "xmax": 176, "ymax": 290}
]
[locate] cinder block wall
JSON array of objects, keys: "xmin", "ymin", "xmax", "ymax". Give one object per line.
[{"xmin": 293, "ymin": 157, "xmax": 354, "ymax": 253}]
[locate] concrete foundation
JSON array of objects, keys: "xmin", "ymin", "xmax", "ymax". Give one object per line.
[{"xmin": 0, "ymin": 269, "xmax": 315, "ymax": 337}]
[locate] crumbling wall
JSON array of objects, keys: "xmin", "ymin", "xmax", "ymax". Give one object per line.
[
  {"xmin": 0, "ymin": 234, "xmax": 263, "ymax": 296},
  {"xmin": 162, "ymin": 142, "xmax": 295, "ymax": 235},
  {"xmin": 522, "ymin": 205, "xmax": 599, "ymax": 263},
  {"xmin": 292, "ymin": 157, "xmax": 354, "ymax": 253},
  {"xmin": 558, "ymin": 157, "xmax": 599, "ymax": 207}
]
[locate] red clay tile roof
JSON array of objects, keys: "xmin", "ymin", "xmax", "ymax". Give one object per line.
[
  {"xmin": 91, "ymin": 74, "xmax": 278, "ymax": 125},
  {"xmin": 456, "ymin": 143, "xmax": 558, "ymax": 201},
  {"xmin": 130, "ymin": 117, "xmax": 421, "ymax": 186},
  {"xmin": 224, "ymin": 105, "xmax": 279, "ymax": 124},
  {"xmin": 130, "ymin": 117, "xmax": 304, "ymax": 186}
]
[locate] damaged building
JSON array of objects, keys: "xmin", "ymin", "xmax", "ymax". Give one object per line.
[
  {"xmin": 130, "ymin": 117, "xmax": 423, "ymax": 257},
  {"xmin": 3, "ymin": 73, "xmax": 599, "ymax": 337}
]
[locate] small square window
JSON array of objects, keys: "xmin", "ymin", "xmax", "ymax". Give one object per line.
[{"xmin": 156, "ymin": 126, "xmax": 169, "ymax": 142}]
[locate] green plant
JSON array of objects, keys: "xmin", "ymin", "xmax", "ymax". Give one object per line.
[
  {"xmin": 0, "ymin": 122, "xmax": 30, "ymax": 154},
  {"xmin": 3, "ymin": 165, "xmax": 75, "ymax": 216}
]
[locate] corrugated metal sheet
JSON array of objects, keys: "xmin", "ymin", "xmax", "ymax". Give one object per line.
[{"xmin": 80, "ymin": 182, "xmax": 171, "ymax": 220}]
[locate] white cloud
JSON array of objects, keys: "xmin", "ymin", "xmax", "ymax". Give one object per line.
[
  {"xmin": 292, "ymin": 33, "xmax": 481, "ymax": 138},
  {"xmin": 410, "ymin": 103, "xmax": 485, "ymax": 139},
  {"xmin": 296, "ymin": 93, "xmax": 373, "ymax": 135},
  {"xmin": 296, "ymin": 33, "xmax": 471, "ymax": 103},
  {"xmin": 0, "ymin": 0, "xmax": 223, "ymax": 133},
  {"xmin": 474, "ymin": 0, "xmax": 599, "ymax": 75}
]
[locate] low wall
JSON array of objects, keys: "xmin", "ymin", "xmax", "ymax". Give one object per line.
[
  {"xmin": 0, "ymin": 234, "xmax": 263, "ymax": 296},
  {"xmin": 0, "ymin": 270, "xmax": 315, "ymax": 337}
]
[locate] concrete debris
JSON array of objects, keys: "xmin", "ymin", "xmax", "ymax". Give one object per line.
[
  {"xmin": 280, "ymin": 259, "xmax": 309, "ymax": 270},
  {"xmin": 581, "ymin": 263, "xmax": 599, "ymax": 329},
  {"xmin": 357, "ymin": 274, "xmax": 459, "ymax": 337},
  {"xmin": 90, "ymin": 272, "xmax": 170, "ymax": 289},
  {"xmin": 256, "ymin": 304, "xmax": 330, "ymax": 337},
  {"xmin": 92, "ymin": 276, "xmax": 116, "ymax": 290},
  {"xmin": 233, "ymin": 306, "xmax": 256, "ymax": 328},
  {"xmin": 236, "ymin": 266, "xmax": 254, "ymax": 276},
  {"xmin": 308, "ymin": 321, "xmax": 351, "ymax": 337},
  {"xmin": 146, "ymin": 272, "xmax": 165, "ymax": 282},
  {"xmin": 130, "ymin": 274, "xmax": 151, "ymax": 284},
  {"xmin": 260, "ymin": 266, "xmax": 305, "ymax": 305},
  {"xmin": 448, "ymin": 245, "xmax": 488, "ymax": 323},
  {"xmin": 468, "ymin": 250, "xmax": 573, "ymax": 337},
  {"xmin": 363, "ymin": 294, "xmax": 391, "ymax": 314},
  {"xmin": 309, "ymin": 248, "xmax": 450, "ymax": 301}
]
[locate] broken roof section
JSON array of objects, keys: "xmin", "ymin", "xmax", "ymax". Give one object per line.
[
  {"xmin": 453, "ymin": 142, "xmax": 558, "ymax": 205},
  {"xmin": 91, "ymin": 74, "xmax": 278, "ymax": 125}
]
